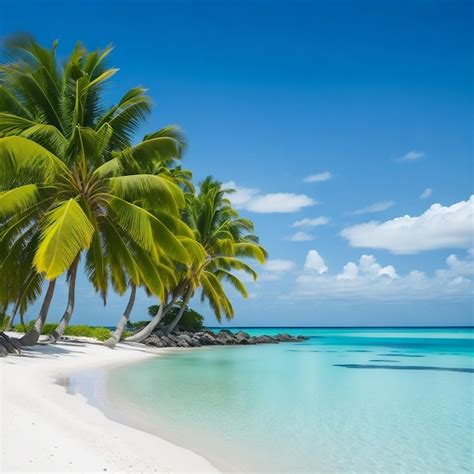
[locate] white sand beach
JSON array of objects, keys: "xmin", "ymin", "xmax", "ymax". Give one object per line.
[{"xmin": 0, "ymin": 337, "xmax": 219, "ymax": 473}]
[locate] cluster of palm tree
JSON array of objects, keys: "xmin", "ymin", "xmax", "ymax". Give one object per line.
[{"xmin": 0, "ymin": 36, "xmax": 266, "ymax": 350}]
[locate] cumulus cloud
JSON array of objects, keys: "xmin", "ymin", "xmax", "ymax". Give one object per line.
[
  {"xmin": 294, "ymin": 251, "xmax": 473, "ymax": 301},
  {"xmin": 293, "ymin": 216, "xmax": 329, "ymax": 228},
  {"xmin": 265, "ymin": 259, "xmax": 296, "ymax": 272},
  {"xmin": 350, "ymin": 200, "xmax": 395, "ymax": 216},
  {"xmin": 258, "ymin": 259, "xmax": 297, "ymax": 281},
  {"xmin": 246, "ymin": 193, "xmax": 315, "ymax": 213},
  {"xmin": 289, "ymin": 231, "xmax": 314, "ymax": 241},
  {"xmin": 341, "ymin": 196, "xmax": 474, "ymax": 254},
  {"xmin": 224, "ymin": 181, "xmax": 315, "ymax": 213},
  {"xmin": 397, "ymin": 150, "xmax": 425, "ymax": 162},
  {"xmin": 303, "ymin": 250, "xmax": 328, "ymax": 274},
  {"xmin": 420, "ymin": 188, "xmax": 433, "ymax": 199},
  {"xmin": 303, "ymin": 171, "xmax": 332, "ymax": 183}
]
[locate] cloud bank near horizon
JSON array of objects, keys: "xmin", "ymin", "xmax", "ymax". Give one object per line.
[{"xmin": 341, "ymin": 196, "xmax": 474, "ymax": 254}]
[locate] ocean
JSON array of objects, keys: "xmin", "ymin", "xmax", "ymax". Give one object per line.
[{"xmin": 69, "ymin": 327, "xmax": 474, "ymax": 472}]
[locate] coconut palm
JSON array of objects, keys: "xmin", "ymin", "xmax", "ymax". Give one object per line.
[
  {"xmin": 0, "ymin": 129, "xmax": 192, "ymax": 345},
  {"xmin": 152, "ymin": 178, "xmax": 266, "ymax": 337},
  {"xmin": 0, "ymin": 37, "xmax": 190, "ymax": 344},
  {"xmin": 102, "ymin": 234, "xmax": 182, "ymax": 348}
]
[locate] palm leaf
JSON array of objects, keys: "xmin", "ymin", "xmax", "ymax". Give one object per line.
[
  {"xmin": 0, "ymin": 184, "xmax": 38, "ymax": 218},
  {"xmin": 34, "ymin": 199, "xmax": 94, "ymax": 279}
]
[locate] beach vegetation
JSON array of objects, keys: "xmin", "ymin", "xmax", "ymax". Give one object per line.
[{"xmin": 0, "ymin": 35, "xmax": 267, "ymax": 353}]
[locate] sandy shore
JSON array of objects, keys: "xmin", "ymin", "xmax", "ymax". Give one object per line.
[{"xmin": 0, "ymin": 337, "xmax": 219, "ymax": 473}]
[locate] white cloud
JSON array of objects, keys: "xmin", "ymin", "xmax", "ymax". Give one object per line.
[
  {"xmin": 304, "ymin": 250, "xmax": 328, "ymax": 274},
  {"xmin": 333, "ymin": 255, "xmax": 398, "ymax": 281},
  {"xmin": 336, "ymin": 262, "xmax": 359, "ymax": 280},
  {"xmin": 293, "ymin": 216, "xmax": 329, "ymax": 228},
  {"xmin": 342, "ymin": 196, "xmax": 474, "ymax": 254},
  {"xmin": 398, "ymin": 150, "xmax": 425, "ymax": 162},
  {"xmin": 223, "ymin": 181, "xmax": 258, "ymax": 207},
  {"xmin": 351, "ymin": 201, "xmax": 395, "ymax": 216},
  {"xmin": 246, "ymin": 193, "xmax": 315, "ymax": 213},
  {"xmin": 265, "ymin": 259, "xmax": 296, "ymax": 272},
  {"xmin": 289, "ymin": 231, "xmax": 314, "ymax": 241},
  {"xmin": 303, "ymin": 171, "xmax": 332, "ymax": 183},
  {"xmin": 420, "ymin": 188, "xmax": 433, "ymax": 199},
  {"xmin": 223, "ymin": 181, "xmax": 315, "ymax": 213},
  {"xmin": 294, "ymin": 251, "xmax": 473, "ymax": 301},
  {"xmin": 259, "ymin": 259, "xmax": 297, "ymax": 281}
]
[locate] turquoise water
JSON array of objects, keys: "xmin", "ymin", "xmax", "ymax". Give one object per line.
[{"xmin": 78, "ymin": 328, "xmax": 473, "ymax": 472}]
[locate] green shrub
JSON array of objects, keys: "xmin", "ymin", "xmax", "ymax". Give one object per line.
[
  {"xmin": 13, "ymin": 321, "xmax": 35, "ymax": 332},
  {"xmin": 146, "ymin": 304, "xmax": 204, "ymax": 330},
  {"xmin": 90, "ymin": 327, "xmax": 112, "ymax": 341},
  {"xmin": 40, "ymin": 323, "xmax": 57, "ymax": 335},
  {"xmin": 12, "ymin": 322, "xmax": 111, "ymax": 341},
  {"xmin": 63, "ymin": 325, "xmax": 111, "ymax": 341}
]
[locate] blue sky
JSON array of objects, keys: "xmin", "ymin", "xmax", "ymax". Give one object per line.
[{"xmin": 2, "ymin": 0, "xmax": 473, "ymax": 326}]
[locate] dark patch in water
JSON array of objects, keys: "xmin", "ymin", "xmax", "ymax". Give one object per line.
[
  {"xmin": 334, "ymin": 364, "xmax": 474, "ymax": 373},
  {"xmin": 346, "ymin": 350, "xmax": 371, "ymax": 353},
  {"xmin": 369, "ymin": 359, "xmax": 399, "ymax": 363},
  {"xmin": 378, "ymin": 353, "xmax": 425, "ymax": 358}
]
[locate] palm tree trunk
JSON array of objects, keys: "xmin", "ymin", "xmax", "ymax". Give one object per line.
[
  {"xmin": 162, "ymin": 287, "xmax": 193, "ymax": 336},
  {"xmin": 124, "ymin": 303, "xmax": 166, "ymax": 343},
  {"xmin": 104, "ymin": 285, "xmax": 136, "ymax": 348},
  {"xmin": 0, "ymin": 303, "xmax": 7, "ymax": 329},
  {"xmin": 6, "ymin": 300, "xmax": 20, "ymax": 331},
  {"xmin": 20, "ymin": 279, "xmax": 56, "ymax": 346},
  {"xmin": 124, "ymin": 292, "xmax": 181, "ymax": 343},
  {"xmin": 49, "ymin": 257, "xmax": 80, "ymax": 343}
]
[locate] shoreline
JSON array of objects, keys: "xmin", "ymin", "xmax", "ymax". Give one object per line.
[{"xmin": 0, "ymin": 338, "xmax": 219, "ymax": 473}]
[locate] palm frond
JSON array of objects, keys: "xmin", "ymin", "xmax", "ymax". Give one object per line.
[{"xmin": 34, "ymin": 199, "xmax": 94, "ymax": 279}]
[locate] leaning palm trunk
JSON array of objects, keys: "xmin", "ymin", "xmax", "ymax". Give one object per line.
[
  {"xmin": 5, "ymin": 311, "xmax": 15, "ymax": 331},
  {"xmin": 7, "ymin": 299, "xmax": 21, "ymax": 331},
  {"xmin": 125, "ymin": 292, "xmax": 181, "ymax": 343},
  {"xmin": 0, "ymin": 304, "xmax": 6, "ymax": 328},
  {"xmin": 104, "ymin": 285, "xmax": 137, "ymax": 348},
  {"xmin": 20, "ymin": 279, "xmax": 56, "ymax": 346},
  {"xmin": 49, "ymin": 258, "xmax": 80, "ymax": 343},
  {"xmin": 162, "ymin": 287, "xmax": 193, "ymax": 336},
  {"xmin": 124, "ymin": 303, "xmax": 167, "ymax": 343}
]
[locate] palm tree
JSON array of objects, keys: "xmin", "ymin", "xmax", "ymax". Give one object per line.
[
  {"xmin": 124, "ymin": 236, "xmax": 205, "ymax": 343},
  {"xmin": 102, "ymin": 234, "xmax": 181, "ymax": 348},
  {"xmin": 146, "ymin": 178, "xmax": 266, "ymax": 338},
  {"xmin": 0, "ymin": 37, "xmax": 190, "ymax": 344}
]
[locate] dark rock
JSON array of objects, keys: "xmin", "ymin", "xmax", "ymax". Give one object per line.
[
  {"xmin": 0, "ymin": 345, "xmax": 8, "ymax": 357},
  {"xmin": 177, "ymin": 334, "xmax": 193, "ymax": 344},
  {"xmin": 216, "ymin": 331, "xmax": 237, "ymax": 344},
  {"xmin": 254, "ymin": 335, "xmax": 276, "ymax": 344},
  {"xmin": 189, "ymin": 337, "xmax": 202, "ymax": 347},
  {"xmin": 235, "ymin": 334, "xmax": 250, "ymax": 344},
  {"xmin": 144, "ymin": 335, "xmax": 165, "ymax": 347},
  {"xmin": 142, "ymin": 327, "xmax": 308, "ymax": 349},
  {"xmin": 199, "ymin": 333, "xmax": 219, "ymax": 345}
]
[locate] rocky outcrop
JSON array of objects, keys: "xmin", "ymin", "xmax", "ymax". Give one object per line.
[{"xmin": 143, "ymin": 329, "xmax": 308, "ymax": 348}]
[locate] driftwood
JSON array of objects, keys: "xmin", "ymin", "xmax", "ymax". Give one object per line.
[{"xmin": 0, "ymin": 332, "xmax": 21, "ymax": 355}]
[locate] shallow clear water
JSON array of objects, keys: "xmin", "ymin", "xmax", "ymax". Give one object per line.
[{"xmin": 73, "ymin": 328, "xmax": 474, "ymax": 472}]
